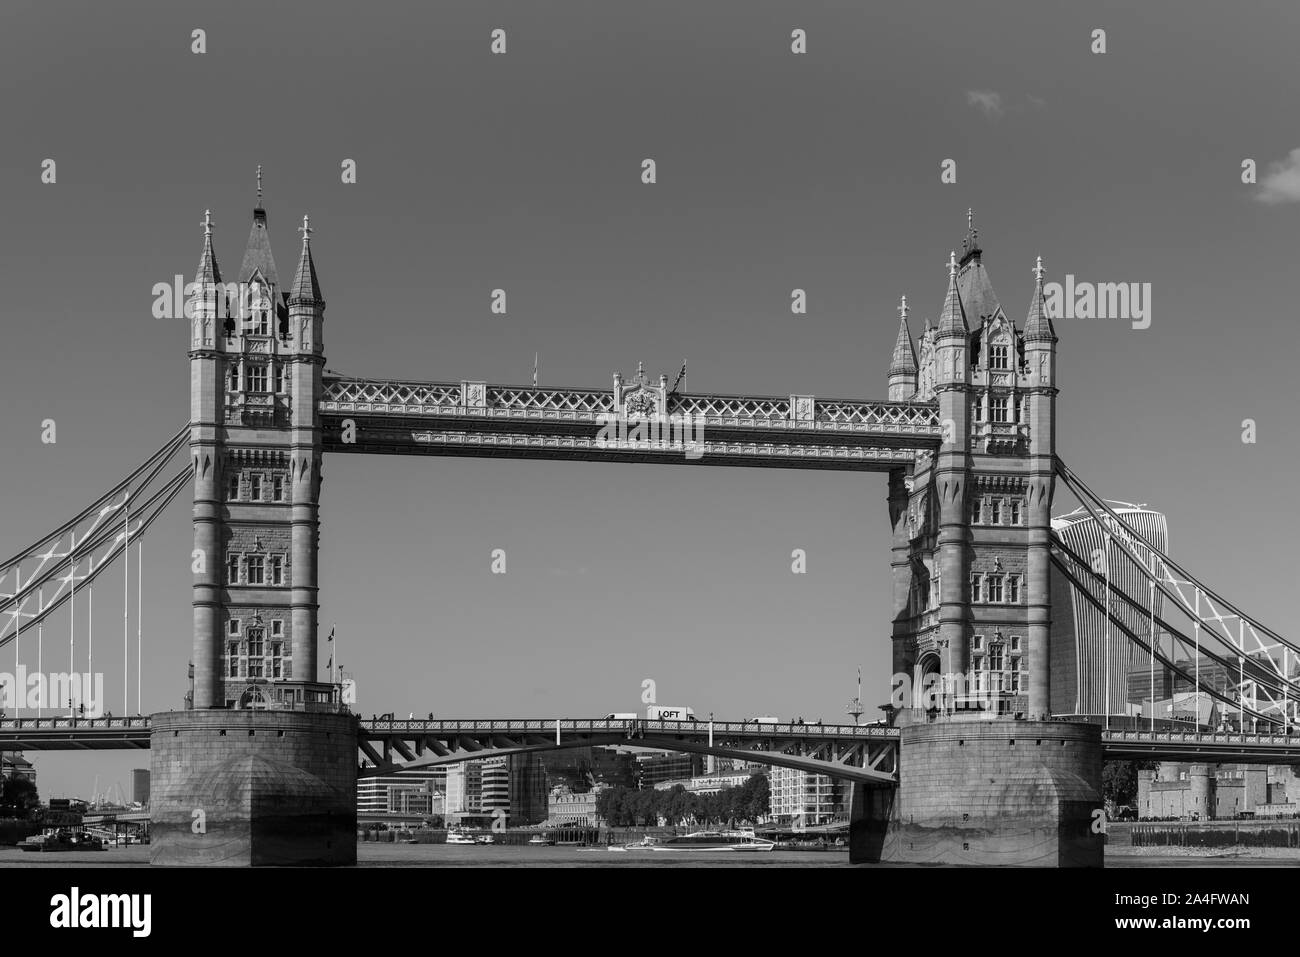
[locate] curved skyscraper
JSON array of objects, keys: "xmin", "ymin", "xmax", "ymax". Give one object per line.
[{"xmin": 1050, "ymin": 504, "xmax": 1169, "ymax": 717}]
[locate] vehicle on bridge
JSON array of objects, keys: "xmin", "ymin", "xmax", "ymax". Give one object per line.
[
  {"xmin": 646, "ymin": 706, "xmax": 695, "ymax": 721},
  {"xmin": 604, "ymin": 713, "xmax": 637, "ymax": 720}
]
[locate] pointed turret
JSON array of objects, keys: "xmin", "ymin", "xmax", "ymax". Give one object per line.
[
  {"xmin": 1024, "ymin": 255, "xmax": 1056, "ymax": 342},
  {"xmin": 287, "ymin": 214, "xmax": 325, "ymax": 357},
  {"xmin": 194, "ymin": 209, "xmax": 222, "ymax": 285},
  {"xmin": 289, "ymin": 214, "xmax": 323, "ymax": 303},
  {"xmin": 239, "ymin": 168, "xmax": 278, "ymax": 286},
  {"xmin": 937, "ymin": 250, "xmax": 968, "ymax": 338},
  {"xmin": 888, "ymin": 295, "xmax": 918, "ymax": 401}
]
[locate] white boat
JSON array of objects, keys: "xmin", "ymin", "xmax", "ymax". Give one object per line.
[
  {"xmin": 475, "ymin": 833, "xmax": 495, "ymax": 845},
  {"xmin": 445, "ymin": 828, "xmax": 477, "ymax": 846},
  {"xmin": 650, "ymin": 829, "xmax": 775, "ymax": 852},
  {"xmin": 609, "ymin": 836, "xmax": 659, "ymax": 851},
  {"xmin": 527, "ymin": 834, "xmax": 554, "ymax": 846}
]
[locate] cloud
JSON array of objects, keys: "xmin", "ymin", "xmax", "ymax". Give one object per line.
[
  {"xmin": 965, "ymin": 90, "xmax": 1004, "ymax": 117},
  {"xmin": 1257, "ymin": 148, "xmax": 1300, "ymax": 204}
]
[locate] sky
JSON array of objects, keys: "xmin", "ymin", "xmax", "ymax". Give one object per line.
[{"xmin": 1, "ymin": 0, "xmax": 1297, "ymax": 798}]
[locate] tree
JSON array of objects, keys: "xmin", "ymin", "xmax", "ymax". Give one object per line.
[
  {"xmin": 743, "ymin": 774, "xmax": 770, "ymax": 822},
  {"xmin": 0, "ymin": 778, "xmax": 39, "ymax": 818},
  {"xmin": 1103, "ymin": 760, "xmax": 1153, "ymax": 809}
]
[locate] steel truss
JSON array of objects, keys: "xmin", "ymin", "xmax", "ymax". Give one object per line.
[{"xmin": 1055, "ymin": 458, "xmax": 1295, "ymax": 730}]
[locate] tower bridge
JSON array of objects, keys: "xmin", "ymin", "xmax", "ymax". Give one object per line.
[{"xmin": 0, "ymin": 195, "xmax": 1291, "ymax": 867}]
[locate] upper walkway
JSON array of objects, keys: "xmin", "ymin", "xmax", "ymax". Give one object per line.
[{"xmin": 317, "ymin": 376, "xmax": 943, "ymax": 471}]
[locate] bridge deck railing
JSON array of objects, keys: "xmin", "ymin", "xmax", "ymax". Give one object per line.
[
  {"xmin": 358, "ymin": 718, "xmax": 898, "ymax": 738},
  {"xmin": 1102, "ymin": 729, "xmax": 1299, "ymax": 747},
  {"xmin": 0, "ymin": 716, "xmax": 153, "ymax": 731}
]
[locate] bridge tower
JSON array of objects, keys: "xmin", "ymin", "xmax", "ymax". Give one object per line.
[
  {"xmin": 188, "ymin": 198, "xmax": 328, "ymax": 710},
  {"xmin": 889, "ymin": 216, "xmax": 1058, "ymax": 719},
  {"xmin": 860, "ymin": 215, "xmax": 1101, "ymax": 867},
  {"xmin": 151, "ymin": 188, "xmax": 355, "ymax": 866}
]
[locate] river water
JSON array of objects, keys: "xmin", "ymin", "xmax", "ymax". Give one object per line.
[{"xmin": 0, "ymin": 844, "xmax": 1294, "ymax": 867}]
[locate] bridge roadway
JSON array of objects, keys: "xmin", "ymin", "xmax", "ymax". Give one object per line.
[{"xmin": 3, "ymin": 716, "xmax": 1300, "ymax": 772}]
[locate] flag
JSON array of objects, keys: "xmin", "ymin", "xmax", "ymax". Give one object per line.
[
  {"xmin": 533, "ymin": 352, "xmax": 538, "ymax": 388},
  {"xmin": 326, "ymin": 654, "xmax": 332, "ymax": 670}
]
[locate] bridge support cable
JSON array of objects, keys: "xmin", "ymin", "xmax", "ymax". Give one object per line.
[
  {"xmin": 0, "ymin": 425, "xmax": 189, "ymax": 652},
  {"xmin": 1051, "ymin": 531, "xmax": 1300, "ymax": 713},
  {"xmin": 1051, "ymin": 531, "xmax": 1295, "ymax": 722},
  {"xmin": 1050, "ymin": 548, "xmax": 1278, "ymax": 728},
  {"xmin": 1055, "ymin": 458, "xmax": 1296, "ymax": 726},
  {"xmin": 0, "ymin": 425, "xmax": 187, "ymax": 580},
  {"xmin": 0, "ymin": 464, "xmax": 192, "ymax": 650},
  {"xmin": 1056, "ymin": 457, "xmax": 1291, "ymax": 656}
]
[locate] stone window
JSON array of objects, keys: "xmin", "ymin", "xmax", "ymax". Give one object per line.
[
  {"xmin": 271, "ymin": 641, "xmax": 284, "ymax": 679},
  {"xmin": 228, "ymin": 363, "xmax": 240, "ymax": 392},
  {"xmin": 970, "ymin": 574, "xmax": 982, "ymax": 603},
  {"xmin": 246, "ymin": 555, "xmax": 265, "ymax": 586},
  {"xmin": 273, "ymin": 363, "xmax": 283, "ymax": 393},
  {"xmin": 990, "ymin": 499, "xmax": 1002, "ymax": 525},
  {"xmin": 272, "ymin": 475, "xmax": 285, "ymax": 502},
  {"xmin": 990, "ymin": 396, "xmax": 1010, "ymax": 424},
  {"xmin": 1010, "ymin": 634, "xmax": 1021, "ymax": 653},
  {"xmin": 990, "ymin": 345, "xmax": 1009, "ymax": 370},
  {"xmin": 249, "ymin": 473, "xmax": 262, "ymax": 500},
  {"xmin": 1007, "ymin": 576, "xmax": 1020, "ymax": 603},
  {"xmin": 271, "ymin": 619, "xmax": 283, "ymax": 638},
  {"xmin": 228, "ymin": 618, "xmax": 240, "ymax": 636},
  {"xmin": 247, "ymin": 627, "xmax": 265, "ymax": 678},
  {"xmin": 246, "ymin": 364, "xmax": 268, "ymax": 393},
  {"xmin": 972, "ymin": 634, "xmax": 983, "ymax": 652},
  {"xmin": 971, "ymin": 499, "xmax": 982, "ymax": 525},
  {"xmin": 1009, "ymin": 656, "xmax": 1021, "ymax": 692},
  {"xmin": 270, "ymin": 555, "xmax": 284, "ymax": 586},
  {"xmin": 1010, "ymin": 500, "xmax": 1021, "ymax": 525},
  {"xmin": 987, "ymin": 575, "xmax": 1004, "ymax": 603},
  {"xmin": 226, "ymin": 471, "xmax": 240, "ymax": 501},
  {"xmin": 227, "ymin": 554, "xmax": 240, "ymax": 585},
  {"xmin": 227, "ymin": 642, "xmax": 239, "ymax": 677}
]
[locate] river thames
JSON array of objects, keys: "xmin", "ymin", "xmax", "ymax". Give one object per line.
[{"xmin": 0, "ymin": 844, "xmax": 1295, "ymax": 867}]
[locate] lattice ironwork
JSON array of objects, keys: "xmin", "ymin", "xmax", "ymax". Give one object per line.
[
  {"xmin": 488, "ymin": 387, "xmax": 613, "ymax": 414},
  {"xmin": 320, "ymin": 378, "xmax": 462, "ymax": 414},
  {"xmin": 668, "ymin": 395, "xmax": 790, "ymax": 419},
  {"xmin": 819, "ymin": 400, "xmax": 942, "ymax": 428}
]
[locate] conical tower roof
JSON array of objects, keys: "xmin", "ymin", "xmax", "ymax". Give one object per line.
[
  {"xmin": 289, "ymin": 214, "xmax": 322, "ymax": 302},
  {"xmin": 194, "ymin": 209, "xmax": 222, "ymax": 285},
  {"xmin": 888, "ymin": 295, "xmax": 918, "ymax": 375},
  {"xmin": 1025, "ymin": 255, "xmax": 1056, "ymax": 341}
]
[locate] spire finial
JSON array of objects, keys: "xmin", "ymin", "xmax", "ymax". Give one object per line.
[
  {"xmin": 967, "ymin": 207, "xmax": 973, "ymax": 232},
  {"xmin": 635, "ymin": 359, "xmax": 645, "ymax": 383},
  {"xmin": 256, "ymin": 165, "xmax": 264, "ymax": 206},
  {"xmin": 1033, "ymin": 254, "xmax": 1045, "ymax": 284},
  {"xmin": 898, "ymin": 294, "xmax": 908, "ymax": 320},
  {"xmin": 948, "ymin": 250, "xmax": 958, "ymax": 278},
  {"xmin": 298, "ymin": 213, "xmax": 312, "ymax": 245},
  {"xmin": 202, "ymin": 209, "xmax": 214, "ymax": 236}
]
